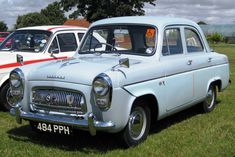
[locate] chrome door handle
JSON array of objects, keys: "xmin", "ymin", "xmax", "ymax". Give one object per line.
[
  {"xmin": 187, "ymin": 60, "xmax": 192, "ymax": 65},
  {"xmin": 208, "ymin": 57, "xmax": 212, "ymax": 62}
]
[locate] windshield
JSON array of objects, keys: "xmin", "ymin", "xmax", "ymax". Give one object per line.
[
  {"xmin": 79, "ymin": 25, "xmax": 157, "ymax": 55},
  {"xmin": 0, "ymin": 30, "xmax": 52, "ymax": 52}
]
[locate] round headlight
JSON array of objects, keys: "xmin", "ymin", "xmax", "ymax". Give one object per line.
[
  {"xmin": 10, "ymin": 72, "xmax": 22, "ymax": 88},
  {"xmin": 93, "ymin": 74, "xmax": 112, "ymax": 97},
  {"xmin": 9, "ymin": 68, "xmax": 25, "ymax": 105}
]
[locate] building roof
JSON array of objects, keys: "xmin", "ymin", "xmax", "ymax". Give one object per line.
[{"xmin": 64, "ymin": 19, "xmax": 90, "ymax": 28}]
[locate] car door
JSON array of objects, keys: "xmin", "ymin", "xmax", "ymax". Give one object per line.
[
  {"xmin": 183, "ymin": 27, "xmax": 213, "ymax": 100},
  {"xmin": 46, "ymin": 32, "xmax": 80, "ymax": 58},
  {"xmin": 161, "ymin": 27, "xmax": 194, "ymax": 111}
]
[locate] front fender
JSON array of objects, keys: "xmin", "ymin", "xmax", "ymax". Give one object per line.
[
  {"xmin": 123, "ymin": 78, "xmax": 167, "ymax": 119},
  {"xmin": 0, "ymin": 72, "xmax": 9, "ymax": 88}
]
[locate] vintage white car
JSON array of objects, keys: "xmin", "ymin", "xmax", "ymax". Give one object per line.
[
  {"xmin": 10, "ymin": 16, "xmax": 230, "ymax": 147},
  {"xmin": 0, "ymin": 25, "xmax": 88, "ymax": 110}
]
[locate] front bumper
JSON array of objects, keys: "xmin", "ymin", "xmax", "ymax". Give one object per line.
[{"xmin": 10, "ymin": 106, "xmax": 115, "ymax": 136}]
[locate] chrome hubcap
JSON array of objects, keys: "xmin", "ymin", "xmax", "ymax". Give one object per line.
[
  {"xmin": 128, "ymin": 107, "xmax": 147, "ymax": 140},
  {"xmin": 6, "ymin": 87, "xmax": 15, "ymax": 108},
  {"xmin": 205, "ymin": 87, "xmax": 214, "ymax": 109}
]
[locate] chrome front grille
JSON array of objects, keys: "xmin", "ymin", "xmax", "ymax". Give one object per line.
[{"xmin": 31, "ymin": 88, "xmax": 87, "ymax": 115}]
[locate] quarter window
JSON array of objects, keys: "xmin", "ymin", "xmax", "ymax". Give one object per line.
[
  {"xmin": 162, "ymin": 28, "xmax": 183, "ymax": 56},
  {"xmin": 185, "ymin": 29, "xmax": 204, "ymax": 53}
]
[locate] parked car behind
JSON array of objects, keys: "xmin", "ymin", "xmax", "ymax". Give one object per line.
[
  {"xmin": 0, "ymin": 25, "xmax": 87, "ymax": 110},
  {"xmin": 0, "ymin": 32, "xmax": 10, "ymax": 43},
  {"xmin": 10, "ymin": 16, "xmax": 230, "ymax": 147}
]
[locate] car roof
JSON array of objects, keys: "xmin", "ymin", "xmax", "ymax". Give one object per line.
[
  {"xmin": 90, "ymin": 16, "xmax": 198, "ymax": 29},
  {"xmin": 17, "ymin": 25, "xmax": 87, "ymax": 33}
]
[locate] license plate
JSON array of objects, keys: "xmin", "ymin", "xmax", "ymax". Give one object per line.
[{"xmin": 36, "ymin": 122, "xmax": 71, "ymax": 135}]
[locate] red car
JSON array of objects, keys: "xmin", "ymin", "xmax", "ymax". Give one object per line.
[{"xmin": 0, "ymin": 32, "xmax": 10, "ymax": 43}]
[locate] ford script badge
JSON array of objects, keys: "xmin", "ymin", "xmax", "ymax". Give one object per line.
[{"xmin": 47, "ymin": 75, "xmax": 65, "ymax": 79}]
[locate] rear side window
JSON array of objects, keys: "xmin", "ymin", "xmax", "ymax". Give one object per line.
[
  {"xmin": 185, "ymin": 29, "xmax": 204, "ymax": 53},
  {"xmin": 162, "ymin": 28, "xmax": 183, "ymax": 56},
  {"xmin": 57, "ymin": 33, "xmax": 78, "ymax": 52}
]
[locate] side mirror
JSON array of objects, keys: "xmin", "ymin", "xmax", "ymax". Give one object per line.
[
  {"xmin": 49, "ymin": 48, "xmax": 59, "ymax": 54},
  {"xmin": 119, "ymin": 58, "xmax": 129, "ymax": 68},
  {"xmin": 16, "ymin": 54, "xmax": 24, "ymax": 65}
]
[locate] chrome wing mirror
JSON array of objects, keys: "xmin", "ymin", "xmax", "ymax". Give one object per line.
[
  {"xmin": 119, "ymin": 58, "xmax": 129, "ymax": 68},
  {"xmin": 16, "ymin": 54, "xmax": 24, "ymax": 65}
]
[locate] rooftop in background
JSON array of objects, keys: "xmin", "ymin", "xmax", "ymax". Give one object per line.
[
  {"xmin": 64, "ymin": 19, "xmax": 90, "ymax": 28},
  {"xmin": 200, "ymin": 24, "xmax": 235, "ymax": 37}
]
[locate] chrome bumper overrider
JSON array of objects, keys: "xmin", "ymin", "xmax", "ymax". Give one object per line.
[{"xmin": 10, "ymin": 106, "xmax": 115, "ymax": 136}]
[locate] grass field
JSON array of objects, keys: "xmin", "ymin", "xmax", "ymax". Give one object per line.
[{"xmin": 0, "ymin": 44, "xmax": 234, "ymax": 157}]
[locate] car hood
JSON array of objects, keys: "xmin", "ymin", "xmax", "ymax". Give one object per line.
[{"xmin": 28, "ymin": 55, "xmax": 142, "ymax": 86}]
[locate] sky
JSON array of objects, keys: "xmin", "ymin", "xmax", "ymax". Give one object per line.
[{"xmin": 0, "ymin": 0, "xmax": 235, "ymax": 30}]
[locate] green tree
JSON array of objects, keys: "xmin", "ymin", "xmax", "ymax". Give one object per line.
[
  {"xmin": 60, "ymin": 0, "xmax": 156, "ymax": 22},
  {"xmin": 15, "ymin": 12, "xmax": 51, "ymax": 29},
  {"xmin": 41, "ymin": 1, "xmax": 67, "ymax": 25},
  {"xmin": 207, "ymin": 32, "xmax": 223, "ymax": 43},
  {"xmin": 0, "ymin": 21, "xmax": 8, "ymax": 31}
]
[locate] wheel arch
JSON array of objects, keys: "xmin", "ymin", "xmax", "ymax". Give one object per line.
[
  {"xmin": 207, "ymin": 77, "xmax": 222, "ymax": 92},
  {"xmin": 132, "ymin": 94, "xmax": 159, "ymax": 126},
  {"xmin": 0, "ymin": 78, "xmax": 9, "ymax": 92}
]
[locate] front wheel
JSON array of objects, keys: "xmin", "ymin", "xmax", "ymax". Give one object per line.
[
  {"xmin": 202, "ymin": 85, "xmax": 217, "ymax": 113},
  {"xmin": 0, "ymin": 83, "xmax": 15, "ymax": 111},
  {"xmin": 120, "ymin": 102, "xmax": 151, "ymax": 147}
]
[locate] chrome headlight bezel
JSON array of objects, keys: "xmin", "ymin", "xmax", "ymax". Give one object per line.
[
  {"xmin": 9, "ymin": 68, "xmax": 25, "ymax": 104},
  {"xmin": 93, "ymin": 75, "xmax": 111, "ymax": 97},
  {"xmin": 92, "ymin": 73, "xmax": 112, "ymax": 111},
  {"xmin": 10, "ymin": 70, "xmax": 24, "ymax": 88}
]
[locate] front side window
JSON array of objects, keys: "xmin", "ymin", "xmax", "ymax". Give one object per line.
[
  {"xmin": 57, "ymin": 33, "xmax": 78, "ymax": 52},
  {"xmin": 0, "ymin": 30, "xmax": 51, "ymax": 52},
  {"xmin": 80, "ymin": 25, "xmax": 157, "ymax": 55},
  {"xmin": 48, "ymin": 37, "xmax": 59, "ymax": 53},
  {"xmin": 185, "ymin": 29, "xmax": 204, "ymax": 53},
  {"xmin": 162, "ymin": 28, "xmax": 183, "ymax": 56}
]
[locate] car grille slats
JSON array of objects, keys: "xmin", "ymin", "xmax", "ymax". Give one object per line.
[{"xmin": 31, "ymin": 88, "xmax": 86, "ymax": 114}]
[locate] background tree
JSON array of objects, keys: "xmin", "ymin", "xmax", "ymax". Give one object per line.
[
  {"xmin": 206, "ymin": 32, "xmax": 223, "ymax": 43},
  {"xmin": 60, "ymin": 0, "xmax": 156, "ymax": 22},
  {"xmin": 0, "ymin": 21, "xmax": 8, "ymax": 31},
  {"xmin": 15, "ymin": 12, "xmax": 51, "ymax": 29},
  {"xmin": 41, "ymin": 1, "xmax": 67, "ymax": 25}
]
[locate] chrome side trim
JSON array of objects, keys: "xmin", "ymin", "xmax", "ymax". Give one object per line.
[{"xmin": 10, "ymin": 106, "xmax": 115, "ymax": 136}]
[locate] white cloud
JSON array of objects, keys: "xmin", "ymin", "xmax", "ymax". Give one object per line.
[
  {"xmin": 0, "ymin": 0, "xmax": 58, "ymax": 29},
  {"xmin": 144, "ymin": 0, "xmax": 235, "ymax": 24}
]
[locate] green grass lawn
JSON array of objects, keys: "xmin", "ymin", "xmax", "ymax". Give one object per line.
[{"xmin": 0, "ymin": 44, "xmax": 234, "ymax": 157}]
